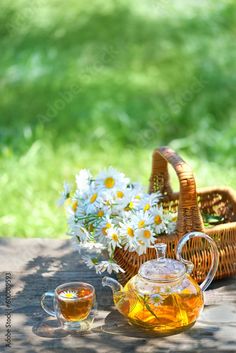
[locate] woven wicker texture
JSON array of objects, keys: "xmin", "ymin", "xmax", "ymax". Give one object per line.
[{"xmin": 114, "ymin": 147, "xmax": 236, "ymax": 284}]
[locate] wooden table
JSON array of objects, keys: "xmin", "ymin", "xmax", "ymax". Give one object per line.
[{"xmin": 0, "ymin": 238, "xmax": 235, "ymax": 353}]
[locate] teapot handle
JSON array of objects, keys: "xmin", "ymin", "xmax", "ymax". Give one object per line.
[{"xmin": 176, "ymin": 232, "xmax": 219, "ymax": 291}]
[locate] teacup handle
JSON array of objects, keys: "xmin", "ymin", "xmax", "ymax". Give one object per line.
[
  {"xmin": 41, "ymin": 291, "xmax": 56, "ymax": 317},
  {"xmin": 176, "ymin": 231, "xmax": 219, "ymax": 291}
]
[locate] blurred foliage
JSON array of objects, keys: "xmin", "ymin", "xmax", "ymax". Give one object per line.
[{"xmin": 0, "ymin": 0, "xmax": 236, "ymax": 237}]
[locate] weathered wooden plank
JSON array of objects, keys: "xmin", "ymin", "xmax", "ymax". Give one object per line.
[{"xmin": 0, "ymin": 238, "xmax": 235, "ymax": 352}]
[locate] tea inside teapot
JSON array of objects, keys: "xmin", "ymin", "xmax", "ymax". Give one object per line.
[
  {"xmin": 103, "ymin": 232, "xmax": 219, "ymax": 335},
  {"xmin": 103, "ymin": 244, "xmax": 204, "ymax": 334}
]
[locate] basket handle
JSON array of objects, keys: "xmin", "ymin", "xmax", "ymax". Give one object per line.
[{"xmin": 149, "ymin": 146, "xmax": 204, "ymax": 235}]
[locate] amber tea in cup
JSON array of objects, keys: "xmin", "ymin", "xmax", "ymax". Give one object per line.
[
  {"xmin": 41, "ymin": 282, "xmax": 96, "ymax": 331},
  {"xmin": 57, "ymin": 286, "xmax": 94, "ymax": 321}
]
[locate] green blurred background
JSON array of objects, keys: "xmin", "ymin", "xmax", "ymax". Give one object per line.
[{"xmin": 1, "ymin": 0, "xmax": 236, "ymax": 238}]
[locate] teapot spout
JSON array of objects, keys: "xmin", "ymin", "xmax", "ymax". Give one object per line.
[{"xmin": 102, "ymin": 277, "xmax": 123, "ymax": 293}]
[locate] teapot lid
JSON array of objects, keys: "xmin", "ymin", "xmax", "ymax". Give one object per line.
[{"xmin": 138, "ymin": 243, "xmax": 186, "ymax": 282}]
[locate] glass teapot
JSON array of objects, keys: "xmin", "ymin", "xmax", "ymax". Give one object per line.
[{"xmin": 102, "ymin": 232, "xmax": 219, "ymax": 335}]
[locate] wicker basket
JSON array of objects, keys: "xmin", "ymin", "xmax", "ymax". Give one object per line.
[{"xmin": 114, "ymin": 146, "xmax": 236, "ymax": 284}]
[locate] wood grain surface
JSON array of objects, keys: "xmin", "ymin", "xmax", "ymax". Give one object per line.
[{"xmin": 0, "ymin": 238, "xmax": 235, "ymax": 353}]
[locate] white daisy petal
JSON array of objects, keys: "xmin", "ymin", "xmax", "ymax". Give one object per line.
[
  {"xmin": 150, "ymin": 206, "xmax": 168, "ymax": 233},
  {"xmin": 95, "ymin": 261, "xmax": 125, "ymax": 274},
  {"xmin": 95, "ymin": 167, "xmax": 130, "ymax": 192},
  {"xmin": 57, "ymin": 181, "xmax": 71, "ymax": 206},
  {"xmin": 82, "ymin": 255, "xmax": 98, "ymax": 269},
  {"xmin": 76, "ymin": 169, "xmax": 92, "ymax": 193}
]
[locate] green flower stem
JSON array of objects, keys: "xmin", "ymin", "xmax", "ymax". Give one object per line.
[{"xmin": 138, "ymin": 295, "xmax": 160, "ymax": 321}]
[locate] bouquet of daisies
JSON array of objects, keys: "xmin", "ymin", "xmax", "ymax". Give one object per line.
[{"xmin": 59, "ymin": 167, "xmax": 177, "ymax": 275}]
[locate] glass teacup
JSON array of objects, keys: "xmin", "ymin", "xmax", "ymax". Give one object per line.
[{"xmin": 41, "ymin": 282, "xmax": 96, "ymax": 331}]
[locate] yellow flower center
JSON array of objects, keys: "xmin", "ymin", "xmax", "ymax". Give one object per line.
[
  {"xmin": 124, "ymin": 201, "xmax": 134, "ymax": 211},
  {"xmin": 138, "ymin": 220, "xmax": 145, "ymax": 228},
  {"xmin": 138, "ymin": 240, "xmax": 145, "ymax": 245},
  {"xmin": 72, "ymin": 201, "xmax": 78, "ymax": 211},
  {"xmin": 144, "ymin": 203, "xmax": 150, "ymax": 211},
  {"xmin": 143, "ymin": 230, "xmax": 151, "ymax": 239},
  {"xmin": 63, "ymin": 292, "xmax": 75, "ymax": 299},
  {"xmin": 102, "ymin": 222, "xmax": 112, "ymax": 235},
  {"xmin": 97, "ymin": 210, "xmax": 104, "ymax": 217},
  {"xmin": 104, "ymin": 177, "xmax": 115, "ymax": 188},
  {"xmin": 154, "ymin": 215, "xmax": 162, "ymax": 225},
  {"xmin": 88, "ymin": 224, "xmax": 94, "ymax": 232},
  {"xmin": 112, "ymin": 233, "xmax": 118, "ymax": 242},
  {"xmin": 127, "ymin": 227, "xmax": 134, "ymax": 237},
  {"xmin": 90, "ymin": 193, "xmax": 97, "ymax": 203},
  {"xmin": 116, "ymin": 191, "xmax": 124, "ymax": 198},
  {"xmin": 172, "ymin": 216, "xmax": 177, "ymax": 222},
  {"xmin": 102, "ymin": 228, "xmax": 107, "ymax": 236}
]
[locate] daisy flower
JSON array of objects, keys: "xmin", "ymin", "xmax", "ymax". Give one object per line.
[
  {"xmin": 149, "ymin": 293, "xmax": 164, "ymax": 307},
  {"xmin": 119, "ymin": 220, "xmax": 138, "ymax": 251},
  {"xmin": 139, "ymin": 192, "xmax": 161, "ymax": 212},
  {"xmin": 68, "ymin": 222, "xmax": 89, "ymax": 242},
  {"xmin": 65, "ymin": 201, "xmax": 87, "ymax": 228},
  {"xmin": 82, "ymin": 255, "xmax": 99, "ymax": 269},
  {"xmin": 132, "ymin": 210, "xmax": 153, "ymax": 229},
  {"xmin": 106, "ymin": 187, "xmax": 128, "ymax": 212},
  {"xmin": 76, "ymin": 169, "xmax": 92, "ymax": 194},
  {"xmin": 150, "ymin": 206, "xmax": 167, "ymax": 233},
  {"xmin": 134, "ymin": 240, "xmax": 148, "ymax": 256},
  {"xmin": 97, "ymin": 190, "xmax": 117, "ymax": 214},
  {"xmin": 57, "ymin": 182, "xmax": 71, "ymax": 206},
  {"xmin": 106, "ymin": 226, "xmax": 122, "ymax": 254},
  {"xmin": 115, "ymin": 189, "xmax": 126, "ymax": 200},
  {"xmin": 166, "ymin": 221, "xmax": 177, "ymax": 234},
  {"xmin": 70, "ymin": 200, "xmax": 79, "ymax": 213},
  {"xmin": 164, "ymin": 211, "xmax": 177, "ymax": 233},
  {"xmin": 95, "ymin": 167, "xmax": 130, "ymax": 192},
  {"xmin": 95, "ymin": 215, "xmax": 114, "ymax": 241},
  {"xmin": 84, "ymin": 188, "xmax": 103, "ymax": 214},
  {"xmin": 135, "ymin": 227, "xmax": 156, "ymax": 247},
  {"xmin": 59, "ymin": 290, "xmax": 78, "ymax": 300},
  {"xmin": 75, "ymin": 241, "xmax": 106, "ymax": 254},
  {"xmin": 95, "ymin": 260, "xmax": 125, "ymax": 274},
  {"xmin": 122, "ymin": 189, "xmax": 144, "ymax": 211},
  {"xmin": 74, "ymin": 203, "xmax": 88, "ymax": 221},
  {"xmin": 119, "ymin": 219, "xmax": 135, "ymax": 238}
]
